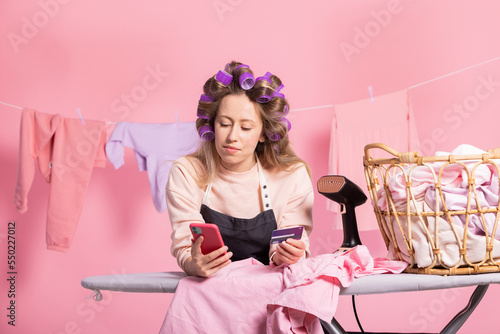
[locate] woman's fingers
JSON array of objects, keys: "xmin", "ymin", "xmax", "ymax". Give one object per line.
[
  {"xmin": 189, "ymin": 238, "xmax": 233, "ymax": 277},
  {"xmin": 275, "ymin": 239, "xmax": 306, "ymax": 265}
]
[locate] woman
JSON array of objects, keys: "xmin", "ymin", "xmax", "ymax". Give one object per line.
[{"xmin": 166, "ymin": 61, "xmax": 314, "ymax": 277}]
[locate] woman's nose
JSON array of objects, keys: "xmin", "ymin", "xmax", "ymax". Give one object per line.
[{"xmin": 227, "ymin": 127, "xmax": 238, "ymax": 142}]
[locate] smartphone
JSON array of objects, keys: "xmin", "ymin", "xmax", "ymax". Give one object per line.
[
  {"xmin": 270, "ymin": 226, "xmax": 304, "ymax": 244},
  {"xmin": 190, "ymin": 223, "xmax": 226, "ymax": 255}
]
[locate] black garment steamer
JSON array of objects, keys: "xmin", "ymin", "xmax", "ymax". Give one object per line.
[
  {"xmin": 317, "ymin": 175, "xmax": 367, "ymax": 253},
  {"xmin": 317, "ymin": 175, "xmax": 369, "ymax": 334}
]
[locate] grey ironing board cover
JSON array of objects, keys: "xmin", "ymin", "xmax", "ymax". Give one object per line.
[{"xmin": 81, "ymin": 271, "xmax": 500, "ymax": 296}]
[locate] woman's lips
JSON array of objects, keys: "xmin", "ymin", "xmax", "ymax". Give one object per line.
[{"xmin": 224, "ymin": 145, "xmax": 239, "ymax": 153}]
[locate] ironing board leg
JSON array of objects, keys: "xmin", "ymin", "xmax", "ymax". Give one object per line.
[
  {"xmin": 320, "ymin": 317, "xmax": 348, "ymax": 334},
  {"xmin": 440, "ymin": 284, "xmax": 489, "ymax": 334}
]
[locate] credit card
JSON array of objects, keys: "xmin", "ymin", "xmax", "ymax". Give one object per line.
[{"xmin": 270, "ymin": 226, "xmax": 304, "ymax": 244}]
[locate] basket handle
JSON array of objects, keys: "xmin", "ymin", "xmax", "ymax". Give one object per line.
[
  {"xmin": 364, "ymin": 143, "xmax": 419, "ymax": 163},
  {"xmin": 365, "ymin": 144, "xmax": 500, "ymax": 164},
  {"xmin": 488, "ymin": 148, "xmax": 500, "ymax": 159}
]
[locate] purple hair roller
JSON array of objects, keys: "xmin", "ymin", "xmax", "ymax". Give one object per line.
[
  {"xmin": 282, "ymin": 105, "xmax": 289, "ymax": 117},
  {"xmin": 239, "ymin": 72, "xmax": 255, "ymax": 90},
  {"xmin": 282, "ymin": 117, "xmax": 291, "ymax": 131},
  {"xmin": 215, "ymin": 70, "xmax": 233, "ymax": 86},
  {"xmin": 267, "ymin": 132, "xmax": 281, "ymax": 142},
  {"xmin": 276, "ymin": 84, "xmax": 284, "ymax": 92},
  {"xmin": 271, "ymin": 92, "xmax": 285, "ymax": 99},
  {"xmin": 234, "ymin": 64, "xmax": 249, "ymax": 72},
  {"xmin": 198, "ymin": 125, "xmax": 215, "ymax": 141},
  {"xmin": 256, "ymin": 76, "xmax": 271, "ymax": 84},
  {"xmin": 196, "ymin": 109, "xmax": 210, "ymax": 119},
  {"xmin": 200, "ymin": 94, "xmax": 215, "ymax": 103},
  {"xmin": 256, "ymin": 72, "xmax": 272, "ymax": 84},
  {"xmin": 256, "ymin": 95, "xmax": 271, "ymax": 103}
]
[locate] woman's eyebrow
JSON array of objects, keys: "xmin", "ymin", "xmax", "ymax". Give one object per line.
[{"xmin": 219, "ymin": 115, "xmax": 256, "ymax": 125}]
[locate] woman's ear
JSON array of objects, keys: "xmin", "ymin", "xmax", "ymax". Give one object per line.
[{"xmin": 259, "ymin": 134, "xmax": 266, "ymax": 143}]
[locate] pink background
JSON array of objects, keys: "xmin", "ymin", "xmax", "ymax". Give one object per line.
[{"xmin": 1, "ymin": 0, "xmax": 500, "ymax": 333}]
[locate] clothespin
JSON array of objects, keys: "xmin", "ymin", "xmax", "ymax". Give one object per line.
[
  {"xmin": 367, "ymin": 86, "xmax": 374, "ymax": 103},
  {"xmin": 174, "ymin": 110, "xmax": 179, "ymax": 128},
  {"xmin": 75, "ymin": 108, "xmax": 86, "ymax": 125}
]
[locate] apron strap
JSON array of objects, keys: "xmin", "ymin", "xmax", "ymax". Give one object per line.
[{"xmin": 257, "ymin": 159, "xmax": 272, "ymax": 211}]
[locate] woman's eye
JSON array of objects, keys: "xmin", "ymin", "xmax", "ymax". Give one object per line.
[
  {"xmin": 242, "ymin": 127, "xmax": 252, "ymax": 131},
  {"xmin": 220, "ymin": 123, "xmax": 230, "ymax": 127}
]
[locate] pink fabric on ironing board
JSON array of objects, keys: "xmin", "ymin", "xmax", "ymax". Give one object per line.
[
  {"xmin": 15, "ymin": 108, "xmax": 107, "ymax": 251},
  {"xmin": 328, "ymin": 89, "xmax": 420, "ymax": 230},
  {"xmin": 159, "ymin": 245, "xmax": 407, "ymax": 334}
]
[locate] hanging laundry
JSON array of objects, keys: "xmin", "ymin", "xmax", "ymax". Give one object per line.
[
  {"xmin": 15, "ymin": 108, "xmax": 107, "ymax": 251},
  {"xmin": 105, "ymin": 122, "xmax": 199, "ymax": 213},
  {"xmin": 328, "ymin": 89, "xmax": 420, "ymax": 231}
]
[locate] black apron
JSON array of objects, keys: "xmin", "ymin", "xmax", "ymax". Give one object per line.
[{"xmin": 200, "ymin": 159, "xmax": 277, "ymax": 264}]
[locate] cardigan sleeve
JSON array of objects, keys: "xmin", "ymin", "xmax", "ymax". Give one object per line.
[
  {"xmin": 165, "ymin": 157, "xmax": 205, "ymax": 271},
  {"xmin": 269, "ymin": 164, "xmax": 314, "ymax": 259}
]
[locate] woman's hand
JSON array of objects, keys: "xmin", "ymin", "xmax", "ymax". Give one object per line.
[
  {"xmin": 273, "ymin": 239, "xmax": 306, "ymax": 266},
  {"xmin": 184, "ymin": 236, "xmax": 233, "ymax": 277}
]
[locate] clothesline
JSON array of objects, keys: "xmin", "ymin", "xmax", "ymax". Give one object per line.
[
  {"xmin": 2, "ymin": 55, "xmax": 499, "ymax": 115},
  {"xmin": 292, "ymin": 55, "xmax": 500, "ymax": 112}
]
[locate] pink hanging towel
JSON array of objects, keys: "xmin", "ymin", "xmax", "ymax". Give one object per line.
[
  {"xmin": 15, "ymin": 108, "xmax": 107, "ymax": 251},
  {"xmin": 105, "ymin": 122, "xmax": 199, "ymax": 213},
  {"xmin": 159, "ymin": 245, "xmax": 407, "ymax": 334},
  {"xmin": 328, "ymin": 89, "xmax": 420, "ymax": 231}
]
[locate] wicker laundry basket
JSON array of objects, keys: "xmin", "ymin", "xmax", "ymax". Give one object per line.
[{"xmin": 363, "ymin": 143, "xmax": 500, "ymax": 275}]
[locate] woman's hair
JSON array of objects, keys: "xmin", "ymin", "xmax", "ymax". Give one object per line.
[{"xmin": 187, "ymin": 61, "xmax": 311, "ymax": 186}]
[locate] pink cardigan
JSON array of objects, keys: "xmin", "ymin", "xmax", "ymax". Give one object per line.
[{"xmin": 166, "ymin": 156, "xmax": 314, "ymax": 270}]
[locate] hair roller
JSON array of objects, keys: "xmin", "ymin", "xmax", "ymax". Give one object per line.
[
  {"xmin": 239, "ymin": 72, "xmax": 255, "ymax": 90},
  {"xmin": 215, "ymin": 70, "xmax": 233, "ymax": 86},
  {"xmin": 256, "ymin": 72, "xmax": 272, "ymax": 84},
  {"xmin": 256, "ymin": 94, "xmax": 271, "ymax": 103},
  {"xmin": 234, "ymin": 64, "xmax": 249, "ymax": 72},
  {"xmin": 198, "ymin": 125, "xmax": 215, "ymax": 142},
  {"xmin": 271, "ymin": 92, "xmax": 285, "ymax": 99},
  {"xmin": 200, "ymin": 94, "xmax": 215, "ymax": 103},
  {"xmin": 282, "ymin": 105, "xmax": 289, "ymax": 117},
  {"xmin": 196, "ymin": 109, "xmax": 210, "ymax": 119},
  {"xmin": 266, "ymin": 132, "xmax": 281, "ymax": 142},
  {"xmin": 282, "ymin": 117, "xmax": 291, "ymax": 132}
]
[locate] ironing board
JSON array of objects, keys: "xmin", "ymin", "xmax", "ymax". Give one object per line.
[{"xmin": 81, "ymin": 271, "xmax": 500, "ymax": 334}]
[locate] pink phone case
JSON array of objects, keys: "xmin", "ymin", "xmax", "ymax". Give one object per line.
[{"xmin": 190, "ymin": 223, "xmax": 226, "ymax": 255}]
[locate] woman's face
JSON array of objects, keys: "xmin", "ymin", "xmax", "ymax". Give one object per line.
[{"xmin": 214, "ymin": 94, "xmax": 265, "ymax": 172}]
